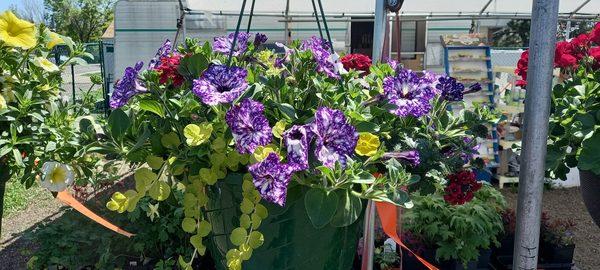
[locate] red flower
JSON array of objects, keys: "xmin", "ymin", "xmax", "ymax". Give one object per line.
[
  {"xmin": 590, "ymin": 47, "xmax": 600, "ymax": 69},
  {"xmin": 554, "ymin": 41, "xmax": 578, "ymax": 69},
  {"xmin": 515, "ymin": 50, "xmax": 529, "ymax": 85},
  {"xmin": 590, "ymin": 22, "xmax": 600, "ymax": 45},
  {"xmin": 570, "ymin": 33, "xmax": 591, "ymax": 60},
  {"xmin": 443, "ymin": 170, "xmax": 482, "ymax": 205},
  {"xmin": 340, "ymin": 53, "xmax": 372, "ymax": 74},
  {"xmin": 155, "ymin": 54, "xmax": 184, "ymax": 87}
]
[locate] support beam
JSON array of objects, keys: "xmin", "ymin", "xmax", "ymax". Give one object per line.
[
  {"xmin": 372, "ymin": 0, "xmax": 387, "ymax": 62},
  {"xmin": 512, "ymin": 1, "xmax": 559, "ymax": 270}
]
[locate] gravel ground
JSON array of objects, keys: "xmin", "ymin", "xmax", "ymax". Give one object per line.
[{"xmin": 501, "ymin": 187, "xmax": 600, "ymax": 270}]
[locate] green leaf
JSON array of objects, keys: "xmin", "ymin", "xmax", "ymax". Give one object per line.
[
  {"xmin": 248, "ymin": 231, "xmax": 264, "ymax": 249},
  {"xmin": 330, "ymin": 190, "xmax": 363, "ymax": 227},
  {"xmin": 183, "ymin": 123, "xmax": 213, "ymax": 146},
  {"xmin": 182, "ymin": 217, "xmax": 197, "ymax": 233},
  {"xmin": 304, "ymin": 188, "xmax": 339, "ymax": 229},
  {"xmin": 578, "ymin": 132, "xmax": 600, "ymax": 175},
  {"xmin": 108, "ymin": 109, "xmax": 130, "ymax": 139},
  {"xmin": 146, "ymin": 156, "xmax": 164, "ymax": 170},
  {"xmin": 276, "ymin": 103, "xmax": 297, "ymax": 120},
  {"xmin": 178, "ymin": 54, "xmax": 209, "ymax": 78},
  {"xmin": 139, "ymin": 99, "xmax": 165, "ymax": 118},
  {"xmin": 190, "ymin": 234, "xmax": 206, "ymax": 255},
  {"xmin": 149, "ymin": 181, "xmax": 171, "ymax": 201},
  {"xmin": 230, "ymin": 227, "xmax": 247, "ymax": 246},
  {"xmin": 161, "ymin": 132, "xmax": 181, "ymax": 149},
  {"xmin": 355, "ymin": 121, "xmax": 380, "ymax": 133}
]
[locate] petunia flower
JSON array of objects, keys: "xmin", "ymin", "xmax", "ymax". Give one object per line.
[
  {"xmin": 110, "ymin": 61, "xmax": 147, "ymax": 109},
  {"xmin": 355, "ymin": 132, "xmax": 380, "ymax": 157},
  {"xmin": 225, "ymin": 99, "xmax": 272, "ymax": 154},
  {"xmin": 148, "ymin": 39, "xmax": 173, "ymax": 70},
  {"xmin": 0, "ymin": 11, "xmax": 36, "ymax": 49},
  {"xmin": 436, "ymin": 75, "xmax": 465, "ymax": 102},
  {"xmin": 45, "ymin": 30, "xmax": 64, "ymax": 49},
  {"xmin": 301, "ymin": 36, "xmax": 344, "ymax": 79},
  {"xmin": 383, "ymin": 68, "xmax": 435, "ymax": 118},
  {"xmin": 33, "ymin": 57, "xmax": 60, "ymax": 73},
  {"xmin": 382, "ymin": 150, "xmax": 420, "ymax": 166},
  {"xmin": 253, "ymin": 33, "xmax": 268, "ymax": 47},
  {"xmin": 213, "ymin": 32, "xmax": 251, "ymax": 56},
  {"xmin": 40, "ymin": 161, "xmax": 75, "ymax": 192},
  {"xmin": 192, "ymin": 64, "xmax": 248, "ymax": 105},
  {"xmin": 311, "ymin": 107, "xmax": 358, "ymax": 168},
  {"xmin": 249, "ymin": 152, "xmax": 295, "ymax": 206},
  {"xmin": 283, "ymin": 125, "xmax": 313, "ymax": 171},
  {"xmin": 0, "ymin": 94, "xmax": 6, "ymax": 110}
]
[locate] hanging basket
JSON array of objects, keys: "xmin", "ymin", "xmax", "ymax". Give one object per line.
[{"xmin": 206, "ymin": 174, "xmax": 363, "ymax": 270}]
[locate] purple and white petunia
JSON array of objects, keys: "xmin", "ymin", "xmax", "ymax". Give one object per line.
[
  {"xmin": 311, "ymin": 107, "xmax": 358, "ymax": 168},
  {"xmin": 301, "ymin": 36, "xmax": 343, "ymax": 79},
  {"xmin": 253, "ymin": 33, "xmax": 268, "ymax": 47},
  {"xmin": 383, "ymin": 68, "xmax": 435, "ymax": 118},
  {"xmin": 274, "ymin": 42, "xmax": 293, "ymax": 67},
  {"xmin": 110, "ymin": 61, "xmax": 147, "ymax": 109},
  {"xmin": 192, "ymin": 64, "xmax": 248, "ymax": 105},
  {"xmin": 213, "ymin": 32, "xmax": 251, "ymax": 56},
  {"xmin": 249, "ymin": 153, "xmax": 296, "ymax": 206},
  {"xmin": 148, "ymin": 39, "xmax": 173, "ymax": 70},
  {"xmin": 436, "ymin": 75, "xmax": 465, "ymax": 102},
  {"xmin": 382, "ymin": 150, "xmax": 421, "ymax": 166},
  {"xmin": 283, "ymin": 125, "xmax": 313, "ymax": 171},
  {"xmin": 225, "ymin": 99, "xmax": 272, "ymax": 154}
]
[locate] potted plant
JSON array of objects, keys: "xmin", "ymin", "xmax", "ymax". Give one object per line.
[
  {"xmin": 374, "ymin": 241, "xmax": 401, "ymax": 270},
  {"xmin": 96, "ymin": 29, "xmax": 496, "ymax": 269},
  {"xmin": 516, "ymin": 22, "xmax": 600, "ymax": 226},
  {"xmin": 540, "ymin": 214, "xmax": 576, "ymax": 264},
  {"xmin": 0, "ymin": 11, "xmax": 102, "ymax": 234},
  {"xmin": 403, "ymin": 173, "xmax": 506, "ymax": 270},
  {"xmin": 492, "ymin": 208, "xmax": 517, "ymax": 258}
]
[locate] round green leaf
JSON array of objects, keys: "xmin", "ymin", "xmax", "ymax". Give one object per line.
[
  {"xmin": 230, "ymin": 227, "xmax": 247, "ymax": 246},
  {"xmin": 248, "ymin": 231, "xmax": 264, "ymax": 249},
  {"xmin": 182, "ymin": 217, "xmax": 197, "ymax": 233},
  {"xmin": 149, "ymin": 181, "xmax": 171, "ymax": 201},
  {"xmin": 198, "ymin": 220, "xmax": 212, "ymax": 237}
]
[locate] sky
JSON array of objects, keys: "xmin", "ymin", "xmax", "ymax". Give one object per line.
[{"xmin": 0, "ymin": 0, "xmax": 23, "ymax": 12}]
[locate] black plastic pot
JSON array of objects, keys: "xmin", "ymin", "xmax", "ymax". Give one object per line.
[
  {"xmin": 205, "ymin": 174, "xmax": 363, "ymax": 270},
  {"xmin": 541, "ymin": 243, "xmax": 575, "ymax": 264},
  {"xmin": 477, "ymin": 248, "xmax": 492, "ymax": 268},
  {"xmin": 579, "ymin": 170, "xmax": 600, "ymax": 227},
  {"xmin": 492, "ymin": 235, "xmax": 515, "ymax": 258},
  {"xmin": 401, "ymin": 248, "xmax": 477, "ymax": 270}
]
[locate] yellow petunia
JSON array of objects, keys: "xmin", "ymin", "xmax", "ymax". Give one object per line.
[
  {"xmin": 355, "ymin": 132, "xmax": 381, "ymax": 157},
  {"xmin": 0, "ymin": 11, "xmax": 37, "ymax": 49},
  {"xmin": 40, "ymin": 161, "xmax": 75, "ymax": 192},
  {"xmin": 0, "ymin": 94, "xmax": 6, "ymax": 110},
  {"xmin": 33, "ymin": 57, "xmax": 60, "ymax": 72},
  {"xmin": 45, "ymin": 30, "xmax": 64, "ymax": 49}
]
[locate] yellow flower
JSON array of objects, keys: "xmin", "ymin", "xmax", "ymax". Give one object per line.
[
  {"xmin": 0, "ymin": 11, "xmax": 36, "ymax": 49},
  {"xmin": 45, "ymin": 30, "xmax": 64, "ymax": 49},
  {"xmin": 355, "ymin": 133, "xmax": 381, "ymax": 157},
  {"xmin": 0, "ymin": 94, "xmax": 6, "ymax": 110},
  {"xmin": 33, "ymin": 57, "xmax": 59, "ymax": 72},
  {"xmin": 40, "ymin": 161, "xmax": 75, "ymax": 192}
]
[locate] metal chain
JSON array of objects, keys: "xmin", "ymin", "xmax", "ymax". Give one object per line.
[{"xmin": 227, "ymin": 0, "xmax": 249, "ymax": 66}]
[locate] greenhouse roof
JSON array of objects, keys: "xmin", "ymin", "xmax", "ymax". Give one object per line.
[{"xmin": 186, "ymin": 0, "xmax": 600, "ymax": 19}]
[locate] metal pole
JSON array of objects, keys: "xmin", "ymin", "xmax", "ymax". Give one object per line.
[
  {"xmin": 513, "ymin": 1, "xmax": 559, "ymax": 270},
  {"xmin": 372, "ymin": 0, "xmax": 386, "ymax": 62}
]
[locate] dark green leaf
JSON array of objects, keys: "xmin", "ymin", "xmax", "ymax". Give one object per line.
[
  {"xmin": 304, "ymin": 188, "xmax": 338, "ymax": 229},
  {"xmin": 330, "ymin": 190, "xmax": 362, "ymax": 227},
  {"xmin": 139, "ymin": 99, "xmax": 165, "ymax": 118},
  {"xmin": 355, "ymin": 121, "xmax": 380, "ymax": 133},
  {"xmin": 578, "ymin": 132, "xmax": 600, "ymax": 175},
  {"xmin": 108, "ymin": 109, "xmax": 130, "ymax": 139}
]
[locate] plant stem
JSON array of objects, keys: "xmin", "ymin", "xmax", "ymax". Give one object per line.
[{"xmin": 0, "ymin": 160, "xmax": 10, "ymax": 237}]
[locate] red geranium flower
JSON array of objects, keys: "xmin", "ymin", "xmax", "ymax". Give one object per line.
[
  {"xmin": 590, "ymin": 22, "xmax": 600, "ymax": 45},
  {"xmin": 156, "ymin": 54, "xmax": 184, "ymax": 87},
  {"xmin": 515, "ymin": 50, "xmax": 529, "ymax": 85},
  {"xmin": 443, "ymin": 170, "xmax": 482, "ymax": 205},
  {"xmin": 590, "ymin": 47, "xmax": 600, "ymax": 68},
  {"xmin": 570, "ymin": 33, "xmax": 591, "ymax": 60},
  {"xmin": 340, "ymin": 53, "xmax": 372, "ymax": 74},
  {"xmin": 554, "ymin": 41, "xmax": 578, "ymax": 69}
]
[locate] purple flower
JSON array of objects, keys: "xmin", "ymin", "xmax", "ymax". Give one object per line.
[
  {"xmin": 383, "ymin": 150, "xmax": 420, "ymax": 166},
  {"xmin": 436, "ymin": 76, "xmax": 465, "ymax": 102},
  {"xmin": 213, "ymin": 32, "xmax": 251, "ymax": 56},
  {"xmin": 301, "ymin": 36, "xmax": 342, "ymax": 79},
  {"xmin": 311, "ymin": 107, "xmax": 358, "ymax": 168},
  {"xmin": 383, "ymin": 68, "xmax": 435, "ymax": 118},
  {"xmin": 253, "ymin": 33, "xmax": 268, "ymax": 46},
  {"xmin": 148, "ymin": 39, "xmax": 173, "ymax": 70},
  {"xmin": 249, "ymin": 153, "xmax": 295, "ymax": 206},
  {"xmin": 192, "ymin": 64, "xmax": 248, "ymax": 105},
  {"xmin": 464, "ymin": 83, "xmax": 483, "ymax": 94},
  {"xmin": 110, "ymin": 61, "xmax": 147, "ymax": 109},
  {"xmin": 225, "ymin": 99, "xmax": 272, "ymax": 154},
  {"xmin": 283, "ymin": 125, "xmax": 313, "ymax": 171},
  {"xmin": 274, "ymin": 42, "xmax": 293, "ymax": 67}
]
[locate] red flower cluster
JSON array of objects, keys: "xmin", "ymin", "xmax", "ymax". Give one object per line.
[
  {"xmin": 340, "ymin": 53, "xmax": 372, "ymax": 74},
  {"xmin": 515, "ymin": 22, "xmax": 600, "ymax": 86},
  {"xmin": 156, "ymin": 54, "xmax": 184, "ymax": 87},
  {"xmin": 443, "ymin": 170, "xmax": 482, "ymax": 205}
]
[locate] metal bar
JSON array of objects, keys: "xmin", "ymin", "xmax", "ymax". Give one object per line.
[
  {"xmin": 372, "ymin": 0, "xmax": 386, "ymax": 62},
  {"xmin": 284, "ymin": 0, "xmax": 290, "ymax": 43},
  {"xmin": 310, "ymin": 0, "xmax": 324, "ymax": 39},
  {"xmin": 246, "ymin": 0, "xmax": 256, "ymax": 32},
  {"xmin": 227, "ymin": 0, "xmax": 248, "ymax": 66},
  {"xmin": 570, "ymin": 0, "xmax": 591, "ymax": 16},
  {"xmin": 512, "ymin": 1, "xmax": 559, "ymax": 270},
  {"xmin": 316, "ymin": 0, "xmax": 333, "ymax": 51},
  {"xmin": 476, "ymin": 0, "xmax": 493, "ymax": 32}
]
